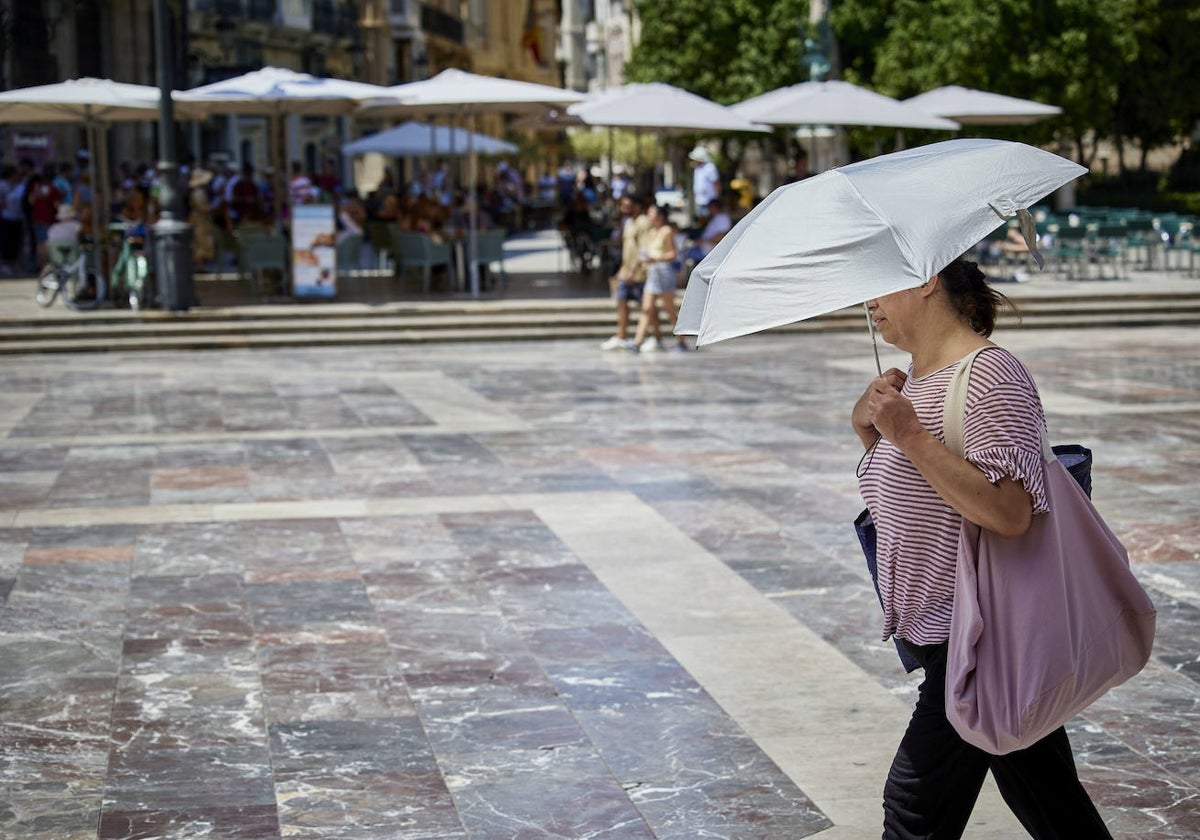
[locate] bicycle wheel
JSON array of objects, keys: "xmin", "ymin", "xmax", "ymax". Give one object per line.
[
  {"xmin": 64, "ymin": 262, "xmax": 105, "ymax": 311},
  {"xmin": 127, "ymin": 254, "xmax": 150, "ymax": 310},
  {"xmin": 35, "ymin": 266, "xmax": 60, "ymax": 307}
]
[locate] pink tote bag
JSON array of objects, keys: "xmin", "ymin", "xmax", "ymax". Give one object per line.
[{"xmin": 942, "ymin": 349, "xmax": 1156, "ymax": 755}]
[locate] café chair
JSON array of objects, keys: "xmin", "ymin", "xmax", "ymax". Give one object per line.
[{"xmin": 395, "ymin": 231, "xmax": 456, "ymax": 294}]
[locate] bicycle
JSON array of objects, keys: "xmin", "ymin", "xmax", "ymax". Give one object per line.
[
  {"xmin": 35, "ymin": 240, "xmax": 106, "ymax": 311},
  {"xmin": 108, "ymin": 222, "xmax": 153, "ymax": 310}
]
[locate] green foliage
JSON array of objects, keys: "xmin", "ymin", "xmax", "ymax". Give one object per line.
[
  {"xmin": 829, "ymin": 0, "xmax": 1200, "ymax": 169},
  {"xmin": 628, "ymin": 0, "xmax": 1200, "ymax": 176},
  {"xmin": 625, "ymin": 0, "xmax": 809, "ymax": 104},
  {"xmin": 567, "ymin": 128, "xmax": 664, "ymax": 166}
]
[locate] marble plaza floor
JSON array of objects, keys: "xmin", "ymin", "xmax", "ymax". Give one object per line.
[{"xmin": 1, "ymin": 325, "xmax": 1198, "ymax": 839}]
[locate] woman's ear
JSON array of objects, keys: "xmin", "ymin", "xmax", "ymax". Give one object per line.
[{"xmin": 921, "ymin": 274, "xmax": 941, "ymax": 297}]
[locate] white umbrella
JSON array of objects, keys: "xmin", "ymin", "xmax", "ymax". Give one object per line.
[
  {"xmin": 0, "ymin": 77, "xmax": 162, "ymax": 246},
  {"xmin": 360, "ymin": 68, "xmax": 584, "ymax": 117},
  {"xmin": 676, "ymin": 139, "xmax": 1087, "ymax": 348},
  {"xmin": 567, "ymin": 83, "xmax": 769, "ymax": 134},
  {"xmin": 174, "ymin": 67, "xmax": 390, "ymax": 117},
  {"xmin": 361, "ymin": 69, "xmax": 585, "ymax": 296},
  {"xmin": 341, "ymin": 121, "xmax": 517, "ymax": 157},
  {"xmin": 176, "ymin": 68, "xmax": 393, "ymax": 224},
  {"xmin": 732, "ymin": 80, "xmax": 961, "ymax": 130},
  {"xmin": 904, "ymin": 85, "xmax": 1063, "ymax": 126}
]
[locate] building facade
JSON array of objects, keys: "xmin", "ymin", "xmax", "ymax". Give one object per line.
[{"xmin": 0, "ymin": 2, "xmax": 650, "ymax": 194}]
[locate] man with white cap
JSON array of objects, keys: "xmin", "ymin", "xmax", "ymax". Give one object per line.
[{"xmin": 688, "ymin": 145, "xmax": 721, "ymax": 218}]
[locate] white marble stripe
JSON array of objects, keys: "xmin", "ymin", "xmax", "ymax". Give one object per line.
[{"xmin": 530, "ymin": 490, "xmax": 1026, "ymax": 838}]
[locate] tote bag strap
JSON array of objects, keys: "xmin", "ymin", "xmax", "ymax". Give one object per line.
[{"xmin": 942, "ymin": 347, "xmax": 1055, "ymax": 463}]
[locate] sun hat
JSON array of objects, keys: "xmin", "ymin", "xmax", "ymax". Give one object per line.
[
  {"xmin": 188, "ymin": 168, "xmax": 213, "ymax": 189},
  {"xmin": 688, "ymin": 146, "xmax": 712, "ymax": 164}
]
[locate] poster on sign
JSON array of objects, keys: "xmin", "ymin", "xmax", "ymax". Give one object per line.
[{"xmin": 291, "ymin": 204, "xmax": 337, "ymax": 298}]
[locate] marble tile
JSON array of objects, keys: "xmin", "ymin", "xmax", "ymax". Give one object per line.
[{"xmin": 1, "ymin": 329, "xmax": 1199, "ymax": 836}]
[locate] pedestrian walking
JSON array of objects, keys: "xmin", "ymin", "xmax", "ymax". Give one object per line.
[{"xmin": 852, "ymin": 256, "xmax": 1112, "ymax": 839}]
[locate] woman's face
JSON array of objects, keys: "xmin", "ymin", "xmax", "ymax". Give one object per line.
[
  {"xmin": 647, "ymin": 205, "xmax": 663, "ymax": 226},
  {"xmin": 867, "ymin": 283, "xmax": 929, "ymax": 350}
]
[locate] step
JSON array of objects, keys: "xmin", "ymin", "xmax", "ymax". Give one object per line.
[{"xmin": 3, "ymin": 308, "xmax": 1199, "ymax": 355}]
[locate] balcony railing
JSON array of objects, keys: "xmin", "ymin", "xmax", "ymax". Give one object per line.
[{"xmin": 191, "ymin": 0, "xmax": 280, "ymax": 24}]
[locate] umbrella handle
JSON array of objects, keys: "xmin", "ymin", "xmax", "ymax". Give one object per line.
[{"xmin": 863, "ymin": 302, "xmax": 882, "ymax": 376}]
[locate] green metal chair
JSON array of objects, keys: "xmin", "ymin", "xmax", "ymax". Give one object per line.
[
  {"xmin": 394, "ymin": 231, "xmax": 455, "ymax": 294},
  {"xmin": 237, "ymin": 232, "xmax": 289, "ymax": 297},
  {"xmin": 336, "ymin": 233, "xmax": 364, "ymax": 276},
  {"xmin": 471, "ymin": 229, "xmax": 507, "ymax": 292},
  {"xmin": 1045, "ymin": 225, "xmax": 1091, "ymax": 280},
  {"xmin": 364, "ymin": 221, "xmax": 393, "ymax": 271}
]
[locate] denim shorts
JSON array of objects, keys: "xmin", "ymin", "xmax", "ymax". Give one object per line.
[{"xmin": 615, "ymin": 280, "xmax": 644, "ymax": 303}]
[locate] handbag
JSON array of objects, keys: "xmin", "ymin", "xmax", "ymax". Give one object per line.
[
  {"xmin": 942, "ymin": 348, "xmax": 1156, "ymax": 755},
  {"xmin": 854, "ymin": 408, "xmax": 1093, "ymax": 674}
]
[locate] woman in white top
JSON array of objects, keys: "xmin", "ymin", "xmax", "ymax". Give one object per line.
[
  {"xmin": 631, "ymin": 204, "xmax": 687, "ymax": 353},
  {"xmin": 852, "ymin": 256, "xmax": 1110, "ymax": 839}
]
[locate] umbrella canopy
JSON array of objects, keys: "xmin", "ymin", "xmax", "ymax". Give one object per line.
[
  {"xmin": 174, "ymin": 67, "xmax": 390, "ymax": 117},
  {"xmin": 676, "ymin": 139, "xmax": 1086, "ymax": 346},
  {"xmin": 360, "ymin": 68, "xmax": 584, "ymax": 118},
  {"xmin": 904, "ymin": 85, "xmax": 1062, "ymax": 126},
  {"xmin": 566, "ymin": 83, "xmax": 769, "ymax": 134},
  {"xmin": 360, "ymin": 70, "xmax": 583, "ymax": 297},
  {"xmin": 0, "ymin": 78, "xmax": 164, "ymax": 246},
  {"xmin": 732, "ymin": 81, "xmax": 960, "ymax": 130},
  {"xmin": 0, "ymin": 77, "xmax": 160, "ymax": 121},
  {"xmin": 342, "ymin": 121, "xmax": 517, "ymax": 157}
]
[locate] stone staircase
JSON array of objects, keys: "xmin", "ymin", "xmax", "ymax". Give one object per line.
[{"xmin": 3, "ymin": 290, "xmax": 1200, "ymax": 354}]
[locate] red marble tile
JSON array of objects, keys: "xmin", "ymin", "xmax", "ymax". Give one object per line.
[{"xmin": 24, "ymin": 545, "xmax": 134, "ymax": 565}]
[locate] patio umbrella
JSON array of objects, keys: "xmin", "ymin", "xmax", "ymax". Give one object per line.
[
  {"xmin": 175, "ymin": 67, "xmax": 393, "ymax": 223},
  {"xmin": 341, "ymin": 121, "xmax": 517, "ymax": 157},
  {"xmin": 903, "ymin": 85, "xmax": 1063, "ymax": 125},
  {"xmin": 732, "ymin": 81, "xmax": 961, "ymax": 130},
  {"xmin": 173, "ymin": 67, "xmax": 390, "ymax": 117},
  {"xmin": 0, "ymin": 77, "xmax": 162, "ymax": 246},
  {"xmin": 732, "ymin": 80, "xmax": 960, "ymax": 175},
  {"xmin": 567, "ymin": 83, "xmax": 769, "ymax": 134},
  {"xmin": 676, "ymin": 139, "xmax": 1087, "ymax": 349},
  {"xmin": 360, "ymin": 69, "xmax": 585, "ymax": 296}
]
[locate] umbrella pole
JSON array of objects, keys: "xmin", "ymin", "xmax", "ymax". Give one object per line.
[
  {"xmin": 863, "ymin": 302, "xmax": 882, "ymax": 375},
  {"xmin": 86, "ymin": 122, "xmax": 103, "ymax": 252},
  {"xmin": 272, "ymin": 114, "xmax": 284, "ymax": 231},
  {"xmin": 467, "ymin": 111, "xmax": 479, "ymax": 297}
]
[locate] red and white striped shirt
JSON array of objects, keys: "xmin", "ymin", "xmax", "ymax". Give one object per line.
[{"xmin": 858, "ymin": 346, "xmax": 1049, "ymax": 645}]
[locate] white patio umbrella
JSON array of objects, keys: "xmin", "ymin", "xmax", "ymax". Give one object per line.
[
  {"xmin": 173, "ymin": 67, "xmax": 390, "ymax": 117},
  {"xmin": 732, "ymin": 81, "xmax": 961, "ymax": 130},
  {"xmin": 360, "ymin": 69, "xmax": 586, "ymax": 296},
  {"xmin": 676, "ymin": 139, "xmax": 1087, "ymax": 350},
  {"xmin": 732, "ymin": 80, "xmax": 960, "ymax": 175},
  {"xmin": 341, "ymin": 121, "xmax": 517, "ymax": 158},
  {"xmin": 175, "ymin": 67, "xmax": 393, "ymax": 223},
  {"xmin": 567, "ymin": 83, "xmax": 769, "ymax": 134},
  {"xmin": 0, "ymin": 77, "xmax": 162, "ymax": 246},
  {"xmin": 904, "ymin": 85, "xmax": 1063, "ymax": 125}
]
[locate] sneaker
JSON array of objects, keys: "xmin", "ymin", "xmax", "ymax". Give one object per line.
[
  {"xmin": 669, "ymin": 342, "xmax": 689, "ymax": 353},
  {"xmin": 600, "ymin": 335, "xmax": 626, "ymax": 350},
  {"xmin": 640, "ymin": 337, "xmax": 661, "ymax": 352},
  {"xmin": 621, "ymin": 339, "xmax": 638, "ymax": 352}
]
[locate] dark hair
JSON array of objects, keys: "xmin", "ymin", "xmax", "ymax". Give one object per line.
[{"xmin": 937, "ymin": 256, "xmax": 1017, "ymax": 337}]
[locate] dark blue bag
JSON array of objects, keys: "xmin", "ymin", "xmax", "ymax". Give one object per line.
[{"xmin": 856, "ymin": 444, "xmax": 1093, "ymax": 673}]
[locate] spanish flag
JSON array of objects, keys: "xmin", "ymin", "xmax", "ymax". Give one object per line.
[{"xmin": 521, "ymin": 0, "xmax": 546, "ymax": 67}]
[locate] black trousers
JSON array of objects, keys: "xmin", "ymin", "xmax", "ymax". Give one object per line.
[{"xmin": 882, "ymin": 641, "xmax": 1112, "ymax": 840}]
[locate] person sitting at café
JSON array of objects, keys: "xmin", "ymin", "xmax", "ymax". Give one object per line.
[
  {"xmin": 683, "ymin": 197, "xmax": 732, "ymax": 267},
  {"xmin": 46, "ymin": 202, "xmax": 82, "ymax": 249}
]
